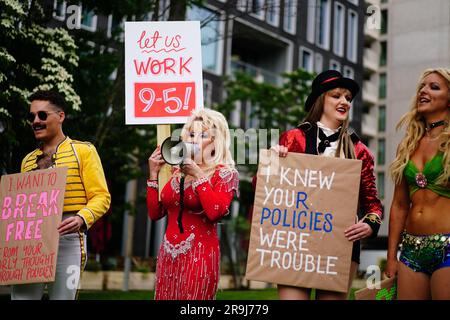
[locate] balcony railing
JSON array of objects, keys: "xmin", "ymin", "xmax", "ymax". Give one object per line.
[
  {"xmin": 230, "ymin": 60, "xmax": 283, "ymax": 86},
  {"xmin": 365, "ymin": 0, "xmax": 380, "ymax": 5},
  {"xmin": 362, "ymin": 108, "xmax": 378, "ymax": 137},
  {"xmin": 364, "ymin": 0, "xmax": 381, "ymax": 42},
  {"xmin": 363, "ymin": 47, "xmax": 380, "ymax": 73},
  {"xmin": 363, "ymin": 80, "xmax": 378, "ymax": 105}
]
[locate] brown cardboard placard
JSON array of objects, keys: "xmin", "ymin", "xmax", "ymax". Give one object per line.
[
  {"xmin": 245, "ymin": 150, "xmax": 362, "ymax": 293},
  {"xmin": 0, "ymin": 167, "xmax": 67, "ymax": 285}
]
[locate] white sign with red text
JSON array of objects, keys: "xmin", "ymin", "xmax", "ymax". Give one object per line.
[{"xmin": 125, "ymin": 21, "xmax": 204, "ymax": 124}]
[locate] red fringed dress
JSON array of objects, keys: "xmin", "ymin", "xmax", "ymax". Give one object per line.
[{"xmin": 147, "ymin": 166, "xmax": 239, "ymax": 300}]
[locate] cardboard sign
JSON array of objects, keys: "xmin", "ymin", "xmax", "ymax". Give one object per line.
[
  {"xmin": 245, "ymin": 150, "xmax": 362, "ymax": 293},
  {"xmin": 125, "ymin": 21, "xmax": 204, "ymax": 124},
  {"xmin": 354, "ymin": 277, "xmax": 397, "ymax": 300},
  {"xmin": 0, "ymin": 167, "xmax": 67, "ymax": 285}
]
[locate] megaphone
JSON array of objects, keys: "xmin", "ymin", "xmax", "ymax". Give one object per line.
[
  {"xmin": 160, "ymin": 136, "xmax": 201, "ymax": 235},
  {"xmin": 161, "ymin": 136, "xmax": 200, "ymax": 165}
]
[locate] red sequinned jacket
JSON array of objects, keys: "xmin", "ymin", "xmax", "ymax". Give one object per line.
[
  {"xmin": 281, "ymin": 123, "xmax": 383, "ymax": 236},
  {"xmin": 252, "ymin": 123, "xmax": 383, "ymax": 237}
]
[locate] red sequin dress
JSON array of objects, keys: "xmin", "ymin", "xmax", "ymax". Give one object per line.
[{"xmin": 147, "ymin": 166, "xmax": 239, "ymax": 300}]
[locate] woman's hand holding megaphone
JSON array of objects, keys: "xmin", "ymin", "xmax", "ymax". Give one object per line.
[
  {"xmin": 180, "ymin": 157, "xmax": 206, "ymax": 180},
  {"xmin": 148, "ymin": 146, "xmax": 166, "ymax": 180}
]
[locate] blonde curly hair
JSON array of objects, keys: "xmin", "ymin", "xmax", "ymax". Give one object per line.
[
  {"xmin": 389, "ymin": 68, "xmax": 450, "ymax": 186},
  {"xmin": 177, "ymin": 108, "xmax": 235, "ymax": 177}
]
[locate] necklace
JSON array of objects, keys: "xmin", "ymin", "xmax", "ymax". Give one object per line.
[
  {"xmin": 425, "ymin": 120, "xmax": 447, "ymax": 140},
  {"xmin": 425, "ymin": 119, "xmax": 447, "ymax": 131}
]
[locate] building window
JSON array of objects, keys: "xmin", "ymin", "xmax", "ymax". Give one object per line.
[
  {"xmin": 380, "ymin": 41, "xmax": 387, "ymax": 66},
  {"xmin": 283, "ymin": 0, "xmax": 297, "ymax": 34},
  {"xmin": 187, "ymin": 6, "xmax": 222, "ymax": 74},
  {"xmin": 250, "ymin": 0, "xmax": 265, "ymax": 19},
  {"xmin": 347, "ymin": 9, "xmax": 358, "ymax": 63},
  {"xmin": 347, "ymin": 0, "xmax": 359, "ymax": 5},
  {"xmin": 231, "ymin": 101, "xmax": 242, "ymax": 127},
  {"xmin": 379, "ymin": 73, "xmax": 387, "ymax": 99},
  {"xmin": 316, "ymin": 0, "xmax": 331, "ymax": 49},
  {"xmin": 378, "ymin": 105, "xmax": 386, "ymax": 132},
  {"xmin": 266, "ymin": 0, "xmax": 280, "ymax": 26},
  {"xmin": 236, "ymin": 0, "xmax": 247, "ymax": 11},
  {"xmin": 307, "ymin": 0, "xmax": 316, "ymax": 43},
  {"xmin": 158, "ymin": 0, "xmax": 171, "ymax": 21},
  {"xmin": 377, "ymin": 172, "xmax": 385, "ymax": 199},
  {"xmin": 80, "ymin": 5, "xmax": 97, "ymax": 32},
  {"xmin": 300, "ymin": 47, "xmax": 314, "ymax": 72},
  {"xmin": 381, "ymin": 9, "xmax": 388, "ymax": 34},
  {"xmin": 107, "ymin": 14, "xmax": 124, "ymax": 39},
  {"xmin": 315, "ymin": 53, "xmax": 323, "ymax": 73},
  {"xmin": 378, "ymin": 138, "xmax": 385, "ymax": 165},
  {"xmin": 245, "ymin": 102, "xmax": 260, "ymax": 129},
  {"xmin": 203, "ymin": 80, "xmax": 213, "ymax": 108},
  {"xmin": 53, "ymin": 0, "xmax": 66, "ymax": 21},
  {"xmin": 344, "ymin": 66, "xmax": 355, "ymax": 120},
  {"xmin": 143, "ymin": 10, "xmax": 154, "ymax": 21},
  {"xmin": 343, "ymin": 66, "xmax": 354, "ymax": 79},
  {"xmin": 333, "ymin": 2, "xmax": 345, "ymax": 57},
  {"xmin": 330, "ymin": 59, "xmax": 341, "ymax": 72}
]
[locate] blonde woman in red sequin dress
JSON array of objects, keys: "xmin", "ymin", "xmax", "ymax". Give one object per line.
[{"xmin": 147, "ymin": 109, "xmax": 239, "ymax": 300}]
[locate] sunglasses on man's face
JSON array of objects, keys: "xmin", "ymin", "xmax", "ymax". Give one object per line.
[{"xmin": 27, "ymin": 110, "xmax": 60, "ymax": 123}]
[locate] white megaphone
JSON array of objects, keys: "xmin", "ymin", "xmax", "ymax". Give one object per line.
[
  {"xmin": 161, "ymin": 136, "xmax": 200, "ymax": 165},
  {"xmin": 160, "ymin": 136, "xmax": 201, "ymax": 235}
]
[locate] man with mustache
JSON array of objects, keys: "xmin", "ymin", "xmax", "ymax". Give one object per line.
[{"xmin": 11, "ymin": 90, "xmax": 111, "ymax": 300}]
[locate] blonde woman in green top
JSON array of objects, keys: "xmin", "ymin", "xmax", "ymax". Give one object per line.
[{"xmin": 387, "ymin": 68, "xmax": 450, "ymax": 300}]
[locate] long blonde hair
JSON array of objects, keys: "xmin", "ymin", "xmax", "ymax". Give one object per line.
[
  {"xmin": 303, "ymin": 91, "xmax": 356, "ymax": 159},
  {"xmin": 390, "ymin": 68, "xmax": 450, "ymax": 185},
  {"xmin": 179, "ymin": 108, "xmax": 235, "ymax": 177}
]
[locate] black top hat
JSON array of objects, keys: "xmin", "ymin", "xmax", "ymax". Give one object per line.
[{"xmin": 304, "ymin": 70, "xmax": 360, "ymax": 112}]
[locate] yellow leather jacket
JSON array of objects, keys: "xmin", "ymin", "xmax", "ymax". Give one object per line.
[{"xmin": 21, "ymin": 137, "xmax": 111, "ymax": 230}]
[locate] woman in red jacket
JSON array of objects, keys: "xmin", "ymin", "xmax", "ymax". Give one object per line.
[
  {"xmin": 147, "ymin": 109, "xmax": 239, "ymax": 300},
  {"xmin": 271, "ymin": 70, "xmax": 383, "ymax": 299}
]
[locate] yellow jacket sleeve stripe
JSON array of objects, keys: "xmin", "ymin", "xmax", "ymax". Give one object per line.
[{"xmin": 74, "ymin": 143, "xmax": 111, "ymax": 230}]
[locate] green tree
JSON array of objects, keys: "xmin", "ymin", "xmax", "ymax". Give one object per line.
[
  {"xmin": 63, "ymin": 0, "xmax": 205, "ymax": 179},
  {"xmin": 0, "ymin": 0, "xmax": 80, "ymax": 173},
  {"xmin": 61, "ymin": 0, "xmax": 205, "ymax": 256},
  {"xmin": 216, "ymin": 68, "xmax": 314, "ymax": 177},
  {"xmin": 214, "ymin": 68, "xmax": 314, "ymax": 287}
]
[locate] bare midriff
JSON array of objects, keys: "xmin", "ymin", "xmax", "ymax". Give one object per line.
[{"xmin": 406, "ymin": 189, "xmax": 450, "ymax": 235}]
